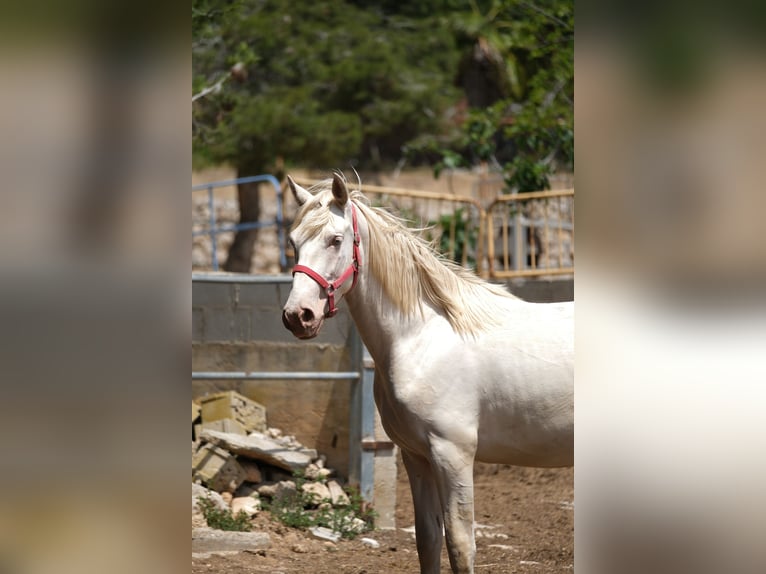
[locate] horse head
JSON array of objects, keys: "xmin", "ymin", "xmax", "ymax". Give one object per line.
[{"xmin": 282, "ymin": 173, "xmax": 361, "ymax": 339}]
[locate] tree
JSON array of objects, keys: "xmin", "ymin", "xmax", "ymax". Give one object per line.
[
  {"xmin": 408, "ymin": 0, "xmax": 574, "ymax": 193},
  {"xmin": 192, "ymin": 0, "xmax": 460, "ymax": 271}
]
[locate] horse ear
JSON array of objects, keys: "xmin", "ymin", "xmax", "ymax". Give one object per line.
[
  {"xmin": 331, "ymin": 172, "xmax": 348, "ymax": 206},
  {"xmin": 287, "ymin": 175, "xmax": 311, "ymax": 206}
]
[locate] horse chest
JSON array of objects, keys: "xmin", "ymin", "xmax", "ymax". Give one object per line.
[{"xmin": 372, "ymin": 360, "xmax": 479, "ymax": 456}]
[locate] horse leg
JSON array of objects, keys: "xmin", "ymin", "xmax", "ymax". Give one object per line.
[
  {"xmin": 429, "ymin": 437, "xmax": 477, "ymax": 574},
  {"xmin": 402, "ymin": 448, "xmax": 443, "ymax": 574}
]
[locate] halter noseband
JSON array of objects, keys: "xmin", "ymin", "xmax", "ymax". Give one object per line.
[{"xmin": 292, "ymin": 204, "xmax": 361, "ymax": 318}]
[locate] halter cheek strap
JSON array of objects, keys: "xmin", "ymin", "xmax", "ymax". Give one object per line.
[{"xmin": 292, "ymin": 204, "xmax": 361, "ymax": 318}]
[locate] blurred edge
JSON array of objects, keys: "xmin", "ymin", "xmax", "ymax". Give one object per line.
[
  {"xmin": 1, "ymin": 1, "xmax": 766, "ymax": 573},
  {"xmin": 577, "ymin": 2, "xmax": 766, "ymax": 574},
  {"xmin": 0, "ymin": 1, "xmax": 188, "ymax": 574}
]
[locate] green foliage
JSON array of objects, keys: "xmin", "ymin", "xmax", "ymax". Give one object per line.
[
  {"xmin": 192, "ymin": 0, "xmax": 573, "ymax": 191},
  {"xmin": 193, "ymin": 0, "xmax": 461, "ymax": 172},
  {"xmin": 198, "ymin": 496, "xmax": 252, "ymax": 532},
  {"xmin": 419, "ymin": 0, "xmax": 574, "ymax": 192},
  {"xmin": 313, "ymin": 486, "xmax": 377, "ymax": 539},
  {"xmin": 263, "ymin": 475, "xmax": 376, "ymax": 540}
]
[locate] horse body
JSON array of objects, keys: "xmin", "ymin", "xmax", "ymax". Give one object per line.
[
  {"xmin": 353, "ymin": 291, "xmax": 573, "ymax": 467},
  {"xmin": 282, "ymin": 173, "xmax": 573, "ymax": 574}
]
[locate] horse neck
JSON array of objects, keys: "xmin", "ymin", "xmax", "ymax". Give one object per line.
[{"xmin": 343, "ymin": 206, "xmax": 438, "ymax": 365}]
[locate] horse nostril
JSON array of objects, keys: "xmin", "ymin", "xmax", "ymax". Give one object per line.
[{"xmin": 300, "ymin": 308, "xmax": 314, "ymax": 323}]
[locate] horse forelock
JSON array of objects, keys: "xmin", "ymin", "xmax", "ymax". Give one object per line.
[{"xmin": 291, "ymin": 182, "xmax": 335, "ymax": 239}]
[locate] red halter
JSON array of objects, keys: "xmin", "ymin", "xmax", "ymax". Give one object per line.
[{"xmin": 292, "ymin": 204, "xmax": 361, "ymax": 318}]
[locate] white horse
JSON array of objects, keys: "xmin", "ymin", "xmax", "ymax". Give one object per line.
[{"xmin": 282, "ymin": 173, "xmax": 573, "ymax": 574}]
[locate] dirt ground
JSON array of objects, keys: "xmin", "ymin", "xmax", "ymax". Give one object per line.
[{"xmin": 191, "ymin": 457, "xmax": 573, "ymax": 574}]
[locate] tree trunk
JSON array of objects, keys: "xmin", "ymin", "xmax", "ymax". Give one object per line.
[{"xmin": 222, "ymin": 166, "xmax": 261, "ymax": 273}]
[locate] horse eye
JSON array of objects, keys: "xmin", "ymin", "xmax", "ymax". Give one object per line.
[{"xmin": 330, "ymin": 236, "xmax": 343, "ymax": 248}]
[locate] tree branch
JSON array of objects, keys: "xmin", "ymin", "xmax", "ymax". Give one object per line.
[{"xmin": 192, "ymin": 74, "xmax": 229, "ymax": 103}]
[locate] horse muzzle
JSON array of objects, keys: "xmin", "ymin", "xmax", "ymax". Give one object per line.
[{"xmin": 282, "ymin": 306, "xmax": 324, "ymax": 339}]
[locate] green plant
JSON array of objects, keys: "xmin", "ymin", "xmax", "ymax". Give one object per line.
[
  {"xmin": 263, "ymin": 475, "xmax": 376, "ymax": 540},
  {"xmin": 314, "ymin": 487, "xmax": 377, "ymax": 540},
  {"xmin": 198, "ymin": 495, "xmax": 252, "ymax": 532}
]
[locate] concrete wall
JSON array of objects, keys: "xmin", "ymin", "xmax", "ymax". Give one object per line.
[
  {"xmin": 503, "ymin": 277, "xmax": 574, "ymax": 302},
  {"xmin": 192, "ymin": 276, "xmax": 358, "ymax": 477}
]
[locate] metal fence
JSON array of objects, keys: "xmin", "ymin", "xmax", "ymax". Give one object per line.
[
  {"xmin": 192, "ymin": 175, "xmax": 287, "ymax": 271},
  {"xmin": 486, "ymin": 189, "xmax": 575, "ymax": 279},
  {"xmin": 193, "ymin": 175, "xmax": 574, "ymax": 279},
  {"xmin": 293, "ymin": 178, "xmax": 574, "ymax": 279}
]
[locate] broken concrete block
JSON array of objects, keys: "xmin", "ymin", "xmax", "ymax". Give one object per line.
[
  {"xmin": 201, "ymin": 418, "xmax": 247, "ymax": 436},
  {"xmin": 199, "ymin": 391, "xmax": 267, "ymax": 434},
  {"xmin": 192, "ymin": 528, "xmax": 270, "ymax": 553},
  {"xmin": 200, "ymin": 429, "xmax": 316, "ymax": 472},
  {"xmin": 309, "ymin": 526, "xmax": 341, "ymax": 543},
  {"xmin": 192, "ymin": 443, "xmax": 246, "ymax": 493},
  {"xmin": 327, "ymin": 480, "xmax": 350, "ymax": 506}
]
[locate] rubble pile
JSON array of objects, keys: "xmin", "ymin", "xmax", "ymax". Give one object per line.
[{"xmin": 192, "ymin": 391, "xmax": 358, "ymax": 538}]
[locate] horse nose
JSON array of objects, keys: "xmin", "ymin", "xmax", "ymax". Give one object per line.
[
  {"xmin": 299, "ymin": 308, "xmax": 314, "ymax": 323},
  {"xmin": 282, "ymin": 307, "xmax": 316, "ymax": 331}
]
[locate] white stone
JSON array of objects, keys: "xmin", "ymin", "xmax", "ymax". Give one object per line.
[
  {"xmin": 301, "ymin": 481, "xmax": 331, "ymax": 505},
  {"xmin": 192, "ymin": 483, "xmax": 228, "ymax": 513},
  {"xmin": 327, "ymin": 480, "xmax": 350, "ymax": 506},
  {"xmin": 360, "ymin": 537, "xmax": 380, "ymax": 549},
  {"xmin": 305, "ymin": 463, "xmax": 333, "ymax": 481},
  {"xmin": 231, "ymin": 496, "xmax": 261, "ymax": 516},
  {"xmin": 309, "ymin": 526, "xmax": 341, "ymax": 543},
  {"xmin": 341, "ymin": 516, "xmax": 367, "ymax": 534},
  {"xmin": 304, "ymin": 463, "xmax": 321, "ymax": 480}
]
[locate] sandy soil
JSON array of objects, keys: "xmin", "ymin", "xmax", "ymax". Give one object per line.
[{"xmin": 191, "ymin": 458, "xmax": 573, "ymax": 574}]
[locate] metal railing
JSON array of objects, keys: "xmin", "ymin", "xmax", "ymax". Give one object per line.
[
  {"xmin": 193, "ymin": 175, "xmax": 573, "ymax": 279},
  {"xmin": 293, "ymin": 178, "xmax": 574, "ymax": 279},
  {"xmin": 486, "ymin": 189, "xmax": 574, "ymax": 279},
  {"xmin": 192, "ymin": 175, "xmax": 287, "ymax": 271}
]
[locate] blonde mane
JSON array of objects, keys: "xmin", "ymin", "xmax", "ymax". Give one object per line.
[{"xmin": 293, "ymin": 179, "xmax": 518, "ymax": 337}]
